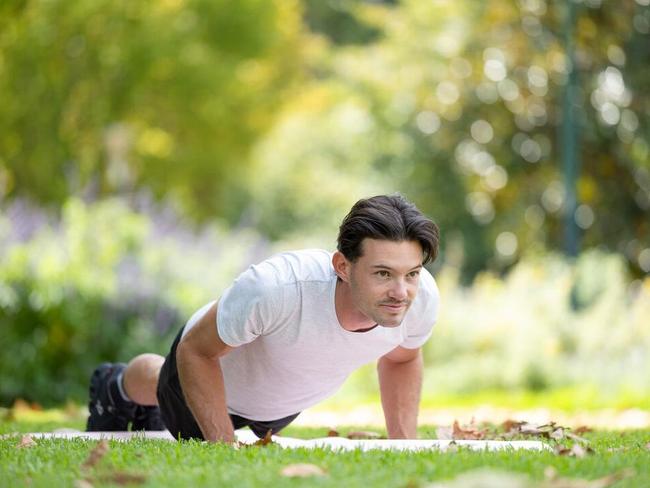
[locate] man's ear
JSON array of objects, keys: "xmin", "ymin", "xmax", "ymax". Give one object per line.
[{"xmin": 332, "ymin": 251, "xmax": 351, "ymax": 283}]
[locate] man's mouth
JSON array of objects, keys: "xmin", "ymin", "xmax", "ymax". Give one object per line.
[{"xmin": 380, "ymin": 302, "xmax": 409, "ymax": 311}]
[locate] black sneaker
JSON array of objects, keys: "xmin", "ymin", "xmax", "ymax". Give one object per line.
[
  {"xmin": 86, "ymin": 362, "xmax": 137, "ymax": 431},
  {"xmin": 132, "ymin": 405, "xmax": 166, "ymax": 431}
]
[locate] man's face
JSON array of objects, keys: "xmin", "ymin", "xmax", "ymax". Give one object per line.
[{"xmin": 346, "ymin": 239, "xmax": 423, "ymax": 328}]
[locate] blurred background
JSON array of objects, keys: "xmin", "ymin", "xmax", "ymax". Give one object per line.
[{"xmin": 0, "ymin": 0, "xmax": 648, "ymax": 415}]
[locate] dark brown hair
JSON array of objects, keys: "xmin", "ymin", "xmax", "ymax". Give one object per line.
[{"xmin": 337, "ymin": 194, "xmax": 439, "ymax": 264}]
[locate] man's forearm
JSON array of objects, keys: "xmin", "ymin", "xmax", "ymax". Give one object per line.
[
  {"xmin": 176, "ymin": 342, "xmax": 235, "ymax": 443},
  {"xmin": 377, "ymin": 351, "xmax": 423, "ymax": 439}
]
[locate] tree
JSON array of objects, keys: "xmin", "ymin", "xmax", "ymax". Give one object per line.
[
  {"xmin": 0, "ymin": 0, "xmax": 303, "ymax": 222},
  {"xmin": 252, "ymin": 0, "xmax": 649, "ymax": 279}
]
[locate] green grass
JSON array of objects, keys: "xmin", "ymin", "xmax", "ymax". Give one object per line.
[
  {"xmin": 316, "ymin": 365, "xmax": 650, "ymax": 412},
  {"xmin": 1, "ymin": 419, "xmax": 649, "ymax": 487}
]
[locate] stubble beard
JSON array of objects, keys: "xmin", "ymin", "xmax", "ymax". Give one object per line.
[
  {"xmin": 348, "ymin": 272, "xmax": 411, "ymax": 328},
  {"xmin": 372, "ymin": 299, "xmax": 411, "ymax": 328}
]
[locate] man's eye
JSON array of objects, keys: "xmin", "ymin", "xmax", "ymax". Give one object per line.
[
  {"xmin": 376, "ymin": 271, "xmax": 390, "ymax": 278},
  {"xmin": 408, "ymin": 271, "xmax": 421, "ymax": 278}
]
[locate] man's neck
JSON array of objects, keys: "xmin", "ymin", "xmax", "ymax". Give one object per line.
[{"xmin": 334, "ymin": 280, "xmax": 376, "ymax": 332}]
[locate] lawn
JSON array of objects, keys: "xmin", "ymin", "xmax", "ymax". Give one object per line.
[{"xmin": 1, "ymin": 415, "xmax": 649, "ymax": 488}]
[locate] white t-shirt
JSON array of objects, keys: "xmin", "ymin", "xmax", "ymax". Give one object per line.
[{"xmin": 181, "ymin": 249, "xmax": 440, "ymax": 421}]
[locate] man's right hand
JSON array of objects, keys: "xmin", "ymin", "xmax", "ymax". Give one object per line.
[{"xmin": 175, "ymin": 301, "xmax": 236, "ymax": 443}]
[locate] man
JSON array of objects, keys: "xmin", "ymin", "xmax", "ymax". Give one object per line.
[{"xmin": 86, "ymin": 194, "xmax": 440, "ymax": 442}]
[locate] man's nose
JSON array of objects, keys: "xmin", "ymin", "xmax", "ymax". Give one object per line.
[{"xmin": 388, "ymin": 279, "xmax": 408, "ymax": 301}]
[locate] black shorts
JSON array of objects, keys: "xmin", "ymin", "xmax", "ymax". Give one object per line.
[{"xmin": 156, "ymin": 327, "xmax": 300, "ymax": 440}]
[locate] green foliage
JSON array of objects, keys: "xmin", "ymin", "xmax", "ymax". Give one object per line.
[
  {"xmin": 0, "ymin": 0, "xmax": 303, "ymax": 221},
  {"xmin": 423, "ymin": 249, "xmax": 650, "ymax": 397},
  {"xmin": 0, "ymin": 197, "xmax": 266, "ymax": 406},
  {"xmin": 303, "ymin": 0, "xmax": 383, "ymax": 45},
  {"xmin": 249, "ymin": 0, "xmax": 650, "ymax": 280},
  {"xmin": 1, "ymin": 0, "xmax": 648, "ymax": 279},
  {"xmin": 2, "ymin": 196, "xmax": 648, "ymax": 406}
]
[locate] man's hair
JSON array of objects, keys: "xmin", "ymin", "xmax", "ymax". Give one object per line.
[{"xmin": 337, "ymin": 194, "xmax": 440, "ymax": 265}]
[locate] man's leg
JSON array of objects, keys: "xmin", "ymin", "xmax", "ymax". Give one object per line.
[
  {"xmin": 124, "ymin": 354, "xmax": 167, "ymax": 431},
  {"xmin": 122, "ymin": 354, "xmax": 165, "ymax": 405},
  {"xmin": 86, "ymin": 354, "xmax": 166, "ymax": 432}
]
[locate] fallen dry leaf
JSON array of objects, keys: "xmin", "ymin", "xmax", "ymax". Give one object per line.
[
  {"xmin": 520, "ymin": 422, "xmax": 559, "ymax": 438},
  {"xmin": 543, "ymin": 466, "xmax": 635, "ymax": 488},
  {"xmin": 17, "ymin": 435, "xmax": 37, "ymax": 448},
  {"xmin": 502, "ymin": 419, "xmax": 527, "ymax": 433},
  {"xmin": 280, "ymin": 463, "xmax": 326, "ymax": 478},
  {"xmin": 96, "ymin": 472, "xmax": 147, "ymax": 486},
  {"xmin": 606, "ymin": 447, "xmax": 626, "ymax": 453},
  {"xmin": 502, "ymin": 421, "xmax": 590, "ymax": 444},
  {"xmin": 645, "ymin": 442, "xmax": 650, "ymax": 451},
  {"xmin": 565, "ymin": 431, "xmax": 590, "ymax": 444},
  {"xmin": 544, "ymin": 466, "xmax": 559, "ymax": 479},
  {"xmin": 550, "ymin": 427, "xmax": 566, "ymax": 441},
  {"xmin": 74, "ymin": 479, "xmax": 94, "ymax": 488},
  {"xmin": 427, "ymin": 468, "xmax": 530, "ymax": 487},
  {"xmin": 253, "ymin": 429, "xmax": 274, "ymax": 446},
  {"xmin": 347, "ymin": 431, "xmax": 382, "ymax": 440},
  {"xmin": 554, "ymin": 443, "xmax": 593, "ymax": 458},
  {"xmin": 573, "ymin": 426, "xmax": 592, "ymax": 435},
  {"xmin": 11, "ymin": 399, "xmax": 43, "ymax": 414},
  {"xmin": 82, "ymin": 440, "xmax": 109, "ymax": 468},
  {"xmin": 327, "ymin": 429, "xmax": 340, "ymax": 437},
  {"xmin": 452, "ymin": 420, "xmax": 486, "ymax": 440}
]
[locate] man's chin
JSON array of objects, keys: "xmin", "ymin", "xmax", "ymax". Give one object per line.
[
  {"xmin": 376, "ymin": 315, "xmax": 404, "ymax": 328},
  {"xmin": 378, "ymin": 322, "xmax": 402, "ymax": 328}
]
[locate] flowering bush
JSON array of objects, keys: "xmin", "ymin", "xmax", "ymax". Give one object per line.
[
  {"xmin": 0, "ymin": 197, "xmax": 267, "ymax": 405},
  {"xmin": 424, "ymin": 250, "xmax": 650, "ymax": 399},
  {"xmin": 1, "ymin": 197, "xmax": 648, "ymax": 405}
]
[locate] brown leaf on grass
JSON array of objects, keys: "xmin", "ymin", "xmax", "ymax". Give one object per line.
[
  {"xmin": 543, "ymin": 466, "xmax": 635, "ymax": 488},
  {"xmin": 502, "ymin": 419, "xmax": 527, "ymax": 433},
  {"xmin": 550, "ymin": 427, "xmax": 566, "ymax": 441},
  {"xmin": 96, "ymin": 472, "xmax": 147, "ymax": 486},
  {"xmin": 569, "ymin": 443, "xmax": 593, "ymax": 458},
  {"xmin": 605, "ymin": 447, "xmax": 626, "ymax": 453},
  {"xmin": 452, "ymin": 420, "xmax": 486, "ymax": 440},
  {"xmin": 573, "ymin": 426, "xmax": 592, "ymax": 435},
  {"xmin": 12, "ymin": 399, "xmax": 43, "ymax": 412},
  {"xmin": 503, "ymin": 421, "xmax": 589, "ymax": 444},
  {"xmin": 253, "ymin": 429, "xmax": 274, "ymax": 446},
  {"xmin": 82, "ymin": 440, "xmax": 109, "ymax": 468},
  {"xmin": 520, "ymin": 422, "xmax": 558, "ymax": 438},
  {"xmin": 327, "ymin": 429, "xmax": 340, "ymax": 437},
  {"xmin": 280, "ymin": 463, "xmax": 326, "ymax": 478},
  {"xmin": 17, "ymin": 435, "xmax": 37, "ymax": 448},
  {"xmin": 73, "ymin": 479, "xmax": 94, "ymax": 488},
  {"xmin": 12, "ymin": 399, "xmax": 32, "ymax": 411},
  {"xmin": 347, "ymin": 430, "xmax": 382, "ymax": 440},
  {"xmin": 645, "ymin": 442, "xmax": 650, "ymax": 451},
  {"xmin": 554, "ymin": 443, "xmax": 593, "ymax": 458},
  {"xmin": 565, "ymin": 431, "xmax": 590, "ymax": 444}
]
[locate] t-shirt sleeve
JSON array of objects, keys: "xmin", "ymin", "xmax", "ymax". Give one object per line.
[
  {"xmin": 216, "ymin": 263, "xmax": 281, "ymax": 347},
  {"xmin": 400, "ymin": 271, "xmax": 440, "ymax": 349}
]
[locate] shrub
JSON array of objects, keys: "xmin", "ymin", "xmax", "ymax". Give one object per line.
[
  {"xmin": 0, "ymin": 197, "xmax": 266, "ymax": 405},
  {"xmin": 423, "ymin": 250, "xmax": 650, "ymax": 399},
  {"xmin": 2, "ymin": 197, "xmax": 648, "ymax": 406}
]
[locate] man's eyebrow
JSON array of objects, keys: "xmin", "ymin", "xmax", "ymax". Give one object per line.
[{"xmin": 371, "ymin": 264, "xmax": 423, "ymax": 271}]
